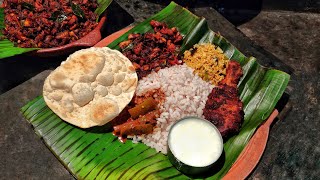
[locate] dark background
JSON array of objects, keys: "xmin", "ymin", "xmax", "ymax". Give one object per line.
[
  {"xmin": 1, "ymin": 0, "xmax": 319, "ymax": 95},
  {"xmin": 0, "ymin": 0, "xmax": 319, "ymax": 179}
]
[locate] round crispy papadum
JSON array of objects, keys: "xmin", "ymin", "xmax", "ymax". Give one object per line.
[{"xmin": 43, "ymin": 47, "xmax": 138, "ymax": 128}]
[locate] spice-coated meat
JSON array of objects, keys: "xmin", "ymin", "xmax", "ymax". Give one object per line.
[
  {"xmin": 203, "ymin": 61, "xmax": 244, "ymax": 138},
  {"xmin": 113, "ymin": 110, "xmax": 159, "ymax": 138},
  {"xmin": 119, "ymin": 20, "xmax": 183, "ymax": 79},
  {"xmin": 112, "ymin": 89, "xmax": 165, "ymax": 142},
  {"xmin": 2, "ymin": 0, "xmax": 98, "ymax": 48}
]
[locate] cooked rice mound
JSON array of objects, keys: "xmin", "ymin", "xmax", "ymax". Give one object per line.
[
  {"xmin": 132, "ymin": 64, "xmax": 214, "ymax": 153},
  {"xmin": 183, "ymin": 43, "xmax": 229, "ymax": 85}
]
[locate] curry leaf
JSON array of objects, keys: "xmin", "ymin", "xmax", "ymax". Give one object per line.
[
  {"xmin": 49, "ymin": 11, "xmax": 67, "ymax": 22},
  {"xmin": 71, "ymin": 3, "xmax": 85, "ymax": 19},
  {"xmin": 94, "ymin": 0, "xmax": 112, "ymax": 21},
  {"xmin": 22, "ymin": 2, "xmax": 35, "ymax": 11}
]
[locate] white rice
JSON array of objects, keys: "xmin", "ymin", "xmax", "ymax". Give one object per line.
[{"xmin": 131, "ymin": 64, "xmax": 214, "ymax": 154}]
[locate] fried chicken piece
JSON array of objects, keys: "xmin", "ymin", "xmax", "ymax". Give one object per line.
[
  {"xmin": 203, "ymin": 61, "xmax": 244, "ymax": 138},
  {"xmin": 219, "ymin": 60, "xmax": 243, "ymax": 88}
]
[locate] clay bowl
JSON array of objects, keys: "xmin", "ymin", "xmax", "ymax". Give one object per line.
[{"xmin": 29, "ymin": 12, "xmax": 107, "ymax": 57}]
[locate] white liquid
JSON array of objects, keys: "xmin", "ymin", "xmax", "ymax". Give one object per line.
[{"xmin": 168, "ymin": 117, "xmax": 223, "ymax": 167}]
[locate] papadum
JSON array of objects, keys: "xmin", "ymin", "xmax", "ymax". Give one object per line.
[{"xmin": 43, "ymin": 47, "xmax": 138, "ymax": 128}]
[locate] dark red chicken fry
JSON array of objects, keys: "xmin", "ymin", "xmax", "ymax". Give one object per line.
[
  {"xmin": 120, "ymin": 20, "xmax": 183, "ymax": 79},
  {"xmin": 2, "ymin": 0, "xmax": 99, "ymax": 48},
  {"xmin": 203, "ymin": 61, "xmax": 244, "ymax": 138}
]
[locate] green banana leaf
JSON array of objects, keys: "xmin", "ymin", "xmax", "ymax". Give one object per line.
[
  {"xmin": 0, "ymin": 0, "xmax": 113, "ymax": 59},
  {"xmin": 21, "ymin": 2, "xmax": 290, "ymax": 179}
]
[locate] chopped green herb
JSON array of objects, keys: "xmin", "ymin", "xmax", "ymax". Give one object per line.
[
  {"xmin": 71, "ymin": 3, "xmax": 85, "ymax": 19},
  {"xmin": 122, "ymin": 43, "xmax": 133, "ymax": 52},
  {"xmin": 22, "ymin": 2, "xmax": 35, "ymax": 11},
  {"xmin": 50, "ymin": 11, "xmax": 67, "ymax": 22}
]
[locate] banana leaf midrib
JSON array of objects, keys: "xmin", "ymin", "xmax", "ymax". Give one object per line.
[{"xmin": 21, "ymin": 2, "xmax": 290, "ymax": 180}]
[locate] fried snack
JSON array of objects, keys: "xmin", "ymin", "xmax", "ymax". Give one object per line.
[
  {"xmin": 203, "ymin": 61, "xmax": 244, "ymax": 138},
  {"xmin": 43, "ymin": 47, "xmax": 138, "ymax": 128}
]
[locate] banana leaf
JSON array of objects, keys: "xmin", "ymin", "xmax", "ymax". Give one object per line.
[
  {"xmin": 0, "ymin": 0, "xmax": 113, "ymax": 59},
  {"xmin": 21, "ymin": 2, "xmax": 290, "ymax": 179}
]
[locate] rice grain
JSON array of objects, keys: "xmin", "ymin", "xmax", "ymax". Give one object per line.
[{"xmin": 133, "ymin": 64, "xmax": 213, "ymax": 153}]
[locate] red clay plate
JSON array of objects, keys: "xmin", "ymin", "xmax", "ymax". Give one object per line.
[
  {"xmin": 95, "ymin": 27, "xmax": 279, "ymax": 179},
  {"xmin": 30, "ymin": 12, "xmax": 107, "ymax": 57}
]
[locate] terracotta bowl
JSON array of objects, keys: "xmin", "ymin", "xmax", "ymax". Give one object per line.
[{"xmin": 29, "ymin": 12, "xmax": 107, "ymax": 57}]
